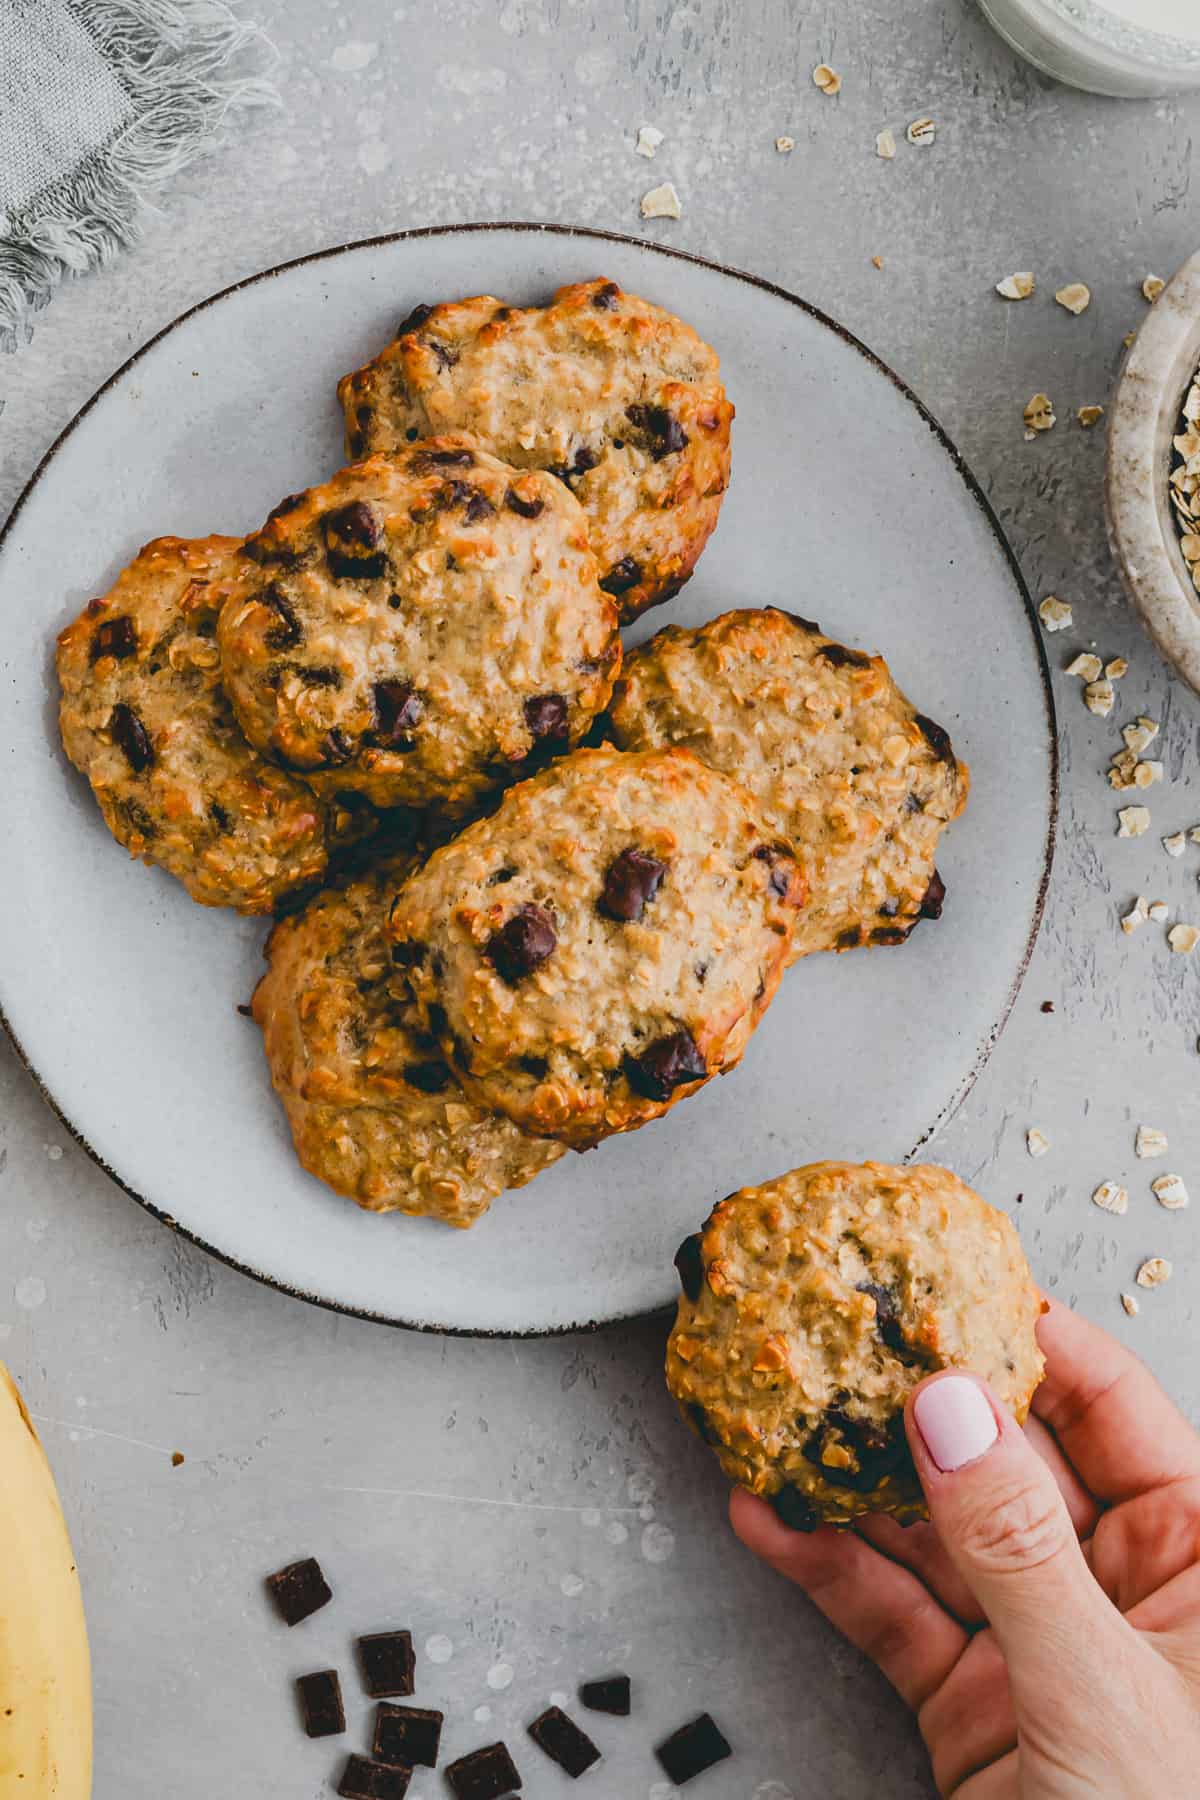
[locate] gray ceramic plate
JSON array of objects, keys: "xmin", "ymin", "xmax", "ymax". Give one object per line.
[{"xmin": 0, "ymin": 225, "xmax": 1056, "ymax": 1334}]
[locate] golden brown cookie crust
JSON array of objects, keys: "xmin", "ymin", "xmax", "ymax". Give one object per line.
[
  {"xmin": 336, "ymin": 279, "xmax": 734, "ymax": 621},
  {"xmin": 608, "ymin": 607, "xmax": 969, "ymax": 960},
  {"xmin": 56, "ymin": 535, "xmax": 330, "ymax": 914},
  {"xmin": 218, "ymin": 442, "xmax": 619, "ymax": 815},
  {"xmin": 388, "ymin": 746, "xmax": 805, "ymax": 1149},
  {"xmin": 252, "ymin": 859, "xmax": 564, "ymax": 1226},
  {"xmin": 666, "ymin": 1161, "xmax": 1044, "ymax": 1527}
]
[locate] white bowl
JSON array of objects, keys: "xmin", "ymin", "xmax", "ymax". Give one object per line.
[
  {"xmin": 977, "ymin": 0, "xmax": 1200, "ymax": 97},
  {"xmin": 1107, "ymin": 250, "xmax": 1200, "ymax": 693}
]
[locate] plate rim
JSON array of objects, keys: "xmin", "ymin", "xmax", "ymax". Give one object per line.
[{"xmin": 0, "ymin": 220, "xmax": 1059, "ymax": 1338}]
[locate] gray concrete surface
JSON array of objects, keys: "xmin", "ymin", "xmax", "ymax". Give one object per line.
[{"xmin": 2, "ymin": 3, "xmax": 1198, "ymax": 1795}]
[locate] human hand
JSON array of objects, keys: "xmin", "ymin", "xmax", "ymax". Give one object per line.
[{"xmin": 731, "ymin": 1298, "xmax": 1200, "ymax": 1796}]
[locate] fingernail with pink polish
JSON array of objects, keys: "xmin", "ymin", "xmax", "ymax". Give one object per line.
[{"xmin": 913, "ymin": 1376, "xmax": 998, "ymax": 1472}]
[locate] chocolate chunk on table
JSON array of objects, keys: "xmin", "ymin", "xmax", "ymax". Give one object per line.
[
  {"xmin": 579, "ymin": 1674, "xmax": 631, "ymax": 1715},
  {"xmin": 357, "ymin": 1630, "xmax": 416, "ymax": 1698},
  {"xmin": 655, "ymin": 1713, "xmax": 732, "ymax": 1785},
  {"xmin": 264, "ymin": 1556, "xmax": 332, "ymax": 1626},
  {"xmin": 336, "ymin": 1753, "xmax": 412, "ymax": 1799},
  {"xmin": 527, "ymin": 1705, "xmax": 600, "ymax": 1777},
  {"xmin": 295, "ymin": 1668, "xmax": 344, "ymax": 1737},
  {"xmin": 373, "ymin": 1701, "xmax": 443, "ymax": 1768},
  {"xmin": 444, "ymin": 1740, "xmax": 522, "ymax": 1798}
]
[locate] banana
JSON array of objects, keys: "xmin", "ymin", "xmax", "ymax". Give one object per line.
[{"xmin": 0, "ymin": 1365, "xmax": 92, "ymax": 1798}]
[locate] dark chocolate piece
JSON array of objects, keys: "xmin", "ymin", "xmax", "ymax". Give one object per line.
[
  {"xmin": 485, "ymin": 903, "xmax": 557, "ymax": 985},
  {"xmin": 524, "ymin": 693, "xmax": 569, "ymax": 744},
  {"xmin": 397, "ymin": 302, "xmax": 433, "ymax": 336},
  {"xmin": 673, "ymin": 1233, "xmax": 705, "ymax": 1303},
  {"xmin": 626, "ymin": 402, "xmax": 688, "ymax": 459},
  {"xmin": 337, "ymin": 1754, "xmax": 412, "ymax": 1800},
  {"xmin": 374, "ymin": 1702, "xmax": 443, "ymax": 1768},
  {"xmin": 625, "ymin": 1028, "xmax": 707, "ymax": 1101},
  {"xmin": 296, "ymin": 1668, "xmax": 345, "ymax": 1738},
  {"xmin": 598, "ymin": 556, "xmax": 641, "ymax": 596},
  {"xmin": 527, "ymin": 1706, "xmax": 600, "ymax": 1778},
  {"xmin": 373, "ymin": 681, "xmax": 424, "ymax": 745},
  {"xmin": 771, "ymin": 1487, "xmax": 820, "ymax": 1532},
  {"xmin": 816, "ymin": 642, "xmax": 872, "ymax": 670},
  {"xmin": 357, "ymin": 1629, "xmax": 416, "ymax": 1698},
  {"xmin": 91, "ymin": 614, "xmax": 137, "ymax": 661},
  {"xmin": 914, "ymin": 712, "xmax": 955, "ymax": 763},
  {"xmin": 505, "ymin": 487, "xmax": 545, "ymax": 519},
  {"xmin": 855, "ymin": 1281, "xmax": 907, "ymax": 1355},
  {"xmin": 109, "ymin": 703, "xmax": 153, "ymax": 773},
  {"xmin": 579, "ymin": 1674, "xmax": 631, "ymax": 1716},
  {"xmin": 919, "ymin": 869, "xmax": 946, "ymax": 919},
  {"xmin": 599, "ymin": 847, "xmax": 666, "ymax": 922},
  {"xmin": 264, "ymin": 1556, "xmax": 331, "ymax": 1626},
  {"xmin": 654, "ymin": 1713, "xmax": 732, "ymax": 1785},
  {"xmin": 444, "ymin": 1740, "xmax": 522, "ymax": 1799}
]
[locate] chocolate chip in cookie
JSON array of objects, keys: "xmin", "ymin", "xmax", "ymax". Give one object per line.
[
  {"xmin": 524, "ymin": 692, "xmax": 569, "ymax": 745},
  {"xmin": 109, "ymin": 702, "xmax": 154, "ymax": 773},
  {"xmin": 485, "ymin": 903, "xmax": 557, "ymax": 985},
  {"xmin": 599, "ymin": 556, "xmax": 642, "ymax": 596},
  {"xmin": 324, "ymin": 501, "xmax": 387, "ymax": 581},
  {"xmin": 90, "ymin": 614, "xmax": 137, "ymax": 662},
  {"xmin": 373, "ymin": 680, "xmax": 423, "ymax": 746},
  {"xmin": 673, "ymin": 1232, "xmax": 705, "ymax": 1302},
  {"xmin": 600, "ymin": 847, "xmax": 667, "ymax": 922},
  {"xmin": 625, "ymin": 1028, "xmax": 707, "ymax": 1100},
  {"xmin": 627, "ymin": 402, "xmax": 688, "ymax": 460}
]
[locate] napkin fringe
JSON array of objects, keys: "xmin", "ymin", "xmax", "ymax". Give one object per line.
[{"xmin": 0, "ymin": 0, "xmax": 277, "ymax": 353}]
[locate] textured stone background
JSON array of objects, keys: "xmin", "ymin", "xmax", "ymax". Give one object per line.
[{"xmin": 1, "ymin": 3, "xmax": 1198, "ymax": 1795}]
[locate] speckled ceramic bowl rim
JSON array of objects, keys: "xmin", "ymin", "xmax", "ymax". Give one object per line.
[
  {"xmin": 1107, "ymin": 249, "xmax": 1200, "ymax": 692},
  {"xmin": 0, "ymin": 221, "xmax": 1058, "ymax": 1338}
]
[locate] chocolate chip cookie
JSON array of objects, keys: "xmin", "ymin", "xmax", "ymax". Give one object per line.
[
  {"xmin": 336, "ymin": 279, "xmax": 734, "ymax": 622},
  {"xmin": 56, "ymin": 535, "xmax": 333, "ymax": 913},
  {"xmin": 217, "ymin": 442, "xmax": 619, "ymax": 815},
  {"xmin": 389, "ymin": 746, "xmax": 805, "ymax": 1149},
  {"xmin": 608, "ymin": 607, "xmax": 969, "ymax": 959},
  {"xmin": 253, "ymin": 859, "xmax": 564, "ymax": 1225},
  {"xmin": 666, "ymin": 1161, "xmax": 1044, "ymax": 1527}
]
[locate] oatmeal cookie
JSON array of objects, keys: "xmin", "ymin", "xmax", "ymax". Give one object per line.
[
  {"xmin": 608, "ymin": 607, "xmax": 969, "ymax": 959},
  {"xmin": 217, "ymin": 443, "xmax": 619, "ymax": 815},
  {"xmin": 336, "ymin": 279, "xmax": 734, "ymax": 621},
  {"xmin": 666, "ymin": 1161, "xmax": 1044, "ymax": 1527},
  {"xmin": 389, "ymin": 746, "xmax": 805, "ymax": 1149},
  {"xmin": 56, "ymin": 535, "xmax": 333, "ymax": 913},
  {"xmin": 253, "ymin": 858, "xmax": 564, "ymax": 1226}
]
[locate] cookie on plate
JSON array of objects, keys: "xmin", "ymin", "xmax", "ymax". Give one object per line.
[
  {"xmin": 218, "ymin": 442, "xmax": 619, "ymax": 816},
  {"xmin": 608, "ymin": 607, "xmax": 969, "ymax": 960},
  {"xmin": 666, "ymin": 1161, "xmax": 1044, "ymax": 1528},
  {"xmin": 56, "ymin": 535, "xmax": 333, "ymax": 914},
  {"xmin": 389, "ymin": 746, "xmax": 805, "ymax": 1149},
  {"xmin": 336, "ymin": 278, "xmax": 734, "ymax": 622},
  {"xmin": 253, "ymin": 858, "xmax": 564, "ymax": 1226}
]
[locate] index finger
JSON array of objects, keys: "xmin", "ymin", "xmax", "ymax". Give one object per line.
[{"xmin": 1032, "ymin": 1296, "xmax": 1200, "ymax": 1502}]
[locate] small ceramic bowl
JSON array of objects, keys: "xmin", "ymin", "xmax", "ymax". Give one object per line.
[{"xmin": 1107, "ymin": 250, "xmax": 1200, "ymax": 694}]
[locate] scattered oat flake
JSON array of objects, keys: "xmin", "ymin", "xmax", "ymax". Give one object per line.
[
  {"xmin": 1038, "ymin": 595, "xmax": 1073, "ymax": 631},
  {"xmin": 1136, "ymin": 1125, "xmax": 1169, "ymax": 1158},
  {"xmin": 1152, "ymin": 1173, "xmax": 1189, "ymax": 1210},
  {"xmin": 1123, "ymin": 330, "xmax": 1137, "ymax": 348},
  {"xmin": 1136, "ymin": 1256, "xmax": 1172, "ymax": 1288},
  {"xmin": 1026, "ymin": 1128, "xmax": 1050, "ymax": 1158},
  {"xmin": 1164, "ymin": 833, "xmax": 1186, "ymax": 857},
  {"xmin": 1110, "ymin": 749, "xmax": 1138, "ymax": 791},
  {"xmin": 1025, "ymin": 393, "xmax": 1056, "ymax": 432},
  {"xmin": 813, "ymin": 64, "xmax": 841, "ymax": 95},
  {"xmin": 1067, "ymin": 651, "xmax": 1103, "ymax": 680},
  {"xmin": 640, "ymin": 181, "xmax": 681, "ymax": 220},
  {"xmin": 1105, "ymin": 658, "xmax": 1129, "ymax": 679},
  {"xmin": 635, "ymin": 124, "xmax": 664, "ymax": 158},
  {"xmin": 1123, "ymin": 718, "xmax": 1160, "ymax": 753},
  {"xmin": 1143, "ymin": 275, "xmax": 1165, "ymax": 303},
  {"xmin": 996, "ymin": 271, "xmax": 1035, "ymax": 300},
  {"xmin": 1191, "ymin": 827, "xmax": 1200, "ymax": 845},
  {"xmin": 1084, "ymin": 679, "xmax": 1114, "ymax": 716},
  {"xmin": 1078, "ymin": 405, "xmax": 1104, "ymax": 428},
  {"xmin": 775, "ymin": 135, "xmax": 795, "ymax": 154},
  {"xmin": 1055, "ymin": 282, "xmax": 1091, "ymax": 315},
  {"xmin": 875, "ymin": 128, "xmax": 896, "ymax": 159},
  {"xmin": 1169, "ymin": 922, "xmax": 1200, "ymax": 953},
  {"xmin": 1121, "ymin": 1291, "xmax": 1139, "ymax": 1316},
  {"xmin": 1148, "ymin": 899, "xmax": 1170, "ymax": 922},
  {"xmin": 907, "ymin": 116, "xmax": 935, "ymax": 145},
  {"xmin": 1121, "ymin": 895, "xmax": 1149, "ymax": 933},
  {"xmin": 1092, "ymin": 1181, "xmax": 1128, "ymax": 1215},
  {"xmin": 1134, "ymin": 760, "xmax": 1164, "ymax": 788},
  {"xmin": 1118, "ymin": 806, "xmax": 1151, "ymax": 837}
]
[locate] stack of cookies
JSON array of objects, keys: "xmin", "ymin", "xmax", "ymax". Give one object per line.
[{"xmin": 56, "ymin": 278, "xmax": 967, "ymax": 1228}]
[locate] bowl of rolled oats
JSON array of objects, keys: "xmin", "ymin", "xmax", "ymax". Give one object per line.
[{"xmin": 1107, "ymin": 250, "xmax": 1200, "ymax": 695}]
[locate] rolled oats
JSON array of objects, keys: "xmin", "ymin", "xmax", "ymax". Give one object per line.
[
  {"xmin": 1055, "ymin": 282, "xmax": 1091, "ymax": 315},
  {"xmin": 640, "ymin": 181, "xmax": 682, "ymax": 219},
  {"xmin": 1123, "ymin": 718, "xmax": 1159, "ymax": 753},
  {"xmin": 875, "ymin": 128, "xmax": 896, "ymax": 159},
  {"xmin": 1169, "ymin": 922, "xmax": 1200, "ymax": 953},
  {"xmin": 1143, "ymin": 275, "xmax": 1166, "ymax": 303},
  {"xmin": 1085, "ymin": 679, "xmax": 1115, "ymax": 716},
  {"xmin": 1077, "ymin": 405, "xmax": 1104, "ymax": 428},
  {"xmin": 1152, "ymin": 1173, "xmax": 1189, "ymax": 1210},
  {"xmin": 906, "ymin": 116, "xmax": 935, "ymax": 145},
  {"xmin": 1026, "ymin": 1128, "xmax": 1050, "ymax": 1158},
  {"xmin": 1038, "ymin": 594, "xmax": 1072, "ymax": 631},
  {"xmin": 1025, "ymin": 392, "xmax": 1056, "ymax": 432},
  {"xmin": 1163, "ymin": 833, "xmax": 1186, "ymax": 857},
  {"xmin": 1134, "ymin": 760, "xmax": 1163, "ymax": 788},
  {"xmin": 1121, "ymin": 1292, "xmax": 1139, "ymax": 1316},
  {"xmin": 1121, "ymin": 895, "xmax": 1149, "ymax": 933},
  {"xmin": 1136, "ymin": 1125, "xmax": 1169, "ymax": 1158},
  {"xmin": 775, "ymin": 135, "xmax": 795, "ymax": 154},
  {"xmin": 1135, "ymin": 1256, "xmax": 1172, "ymax": 1287},
  {"xmin": 813, "ymin": 64, "xmax": 841, "ymax": 95},
  {"xmin": 1148, "ymin": 900, "xmax": 1170, "ymax": 921},
  {"xmin": 635, "ymin": 124, "xmax": 664, "ymax": 158},
  {"xmin": 1066, "ymin": 652, "xmax": 1102, "ymax": 680},
  {"xmin": 1117, "ymin": 806, "xmax": 1151, "ymax": 837},
  {"xmin": 1105, "ymin": 657, "xmax": 1129, "ymax": 680},
  {"xmin": 1092, "ymin": 1181, "xmax": 1128, "ymax": 1214},
  {"xmin": 996, "ymin": 271, "xmax": 1035, "ymax": 300}
]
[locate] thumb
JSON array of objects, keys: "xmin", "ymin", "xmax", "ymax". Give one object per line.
[{"xmin": 906, "ymin": 1372, "xmax": 1116, "ymax": 1708}]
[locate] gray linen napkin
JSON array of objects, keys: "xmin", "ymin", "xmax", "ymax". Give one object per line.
[{"xmin": 0, "ymin": 0, "xmax": 275, "ymax": 352}]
